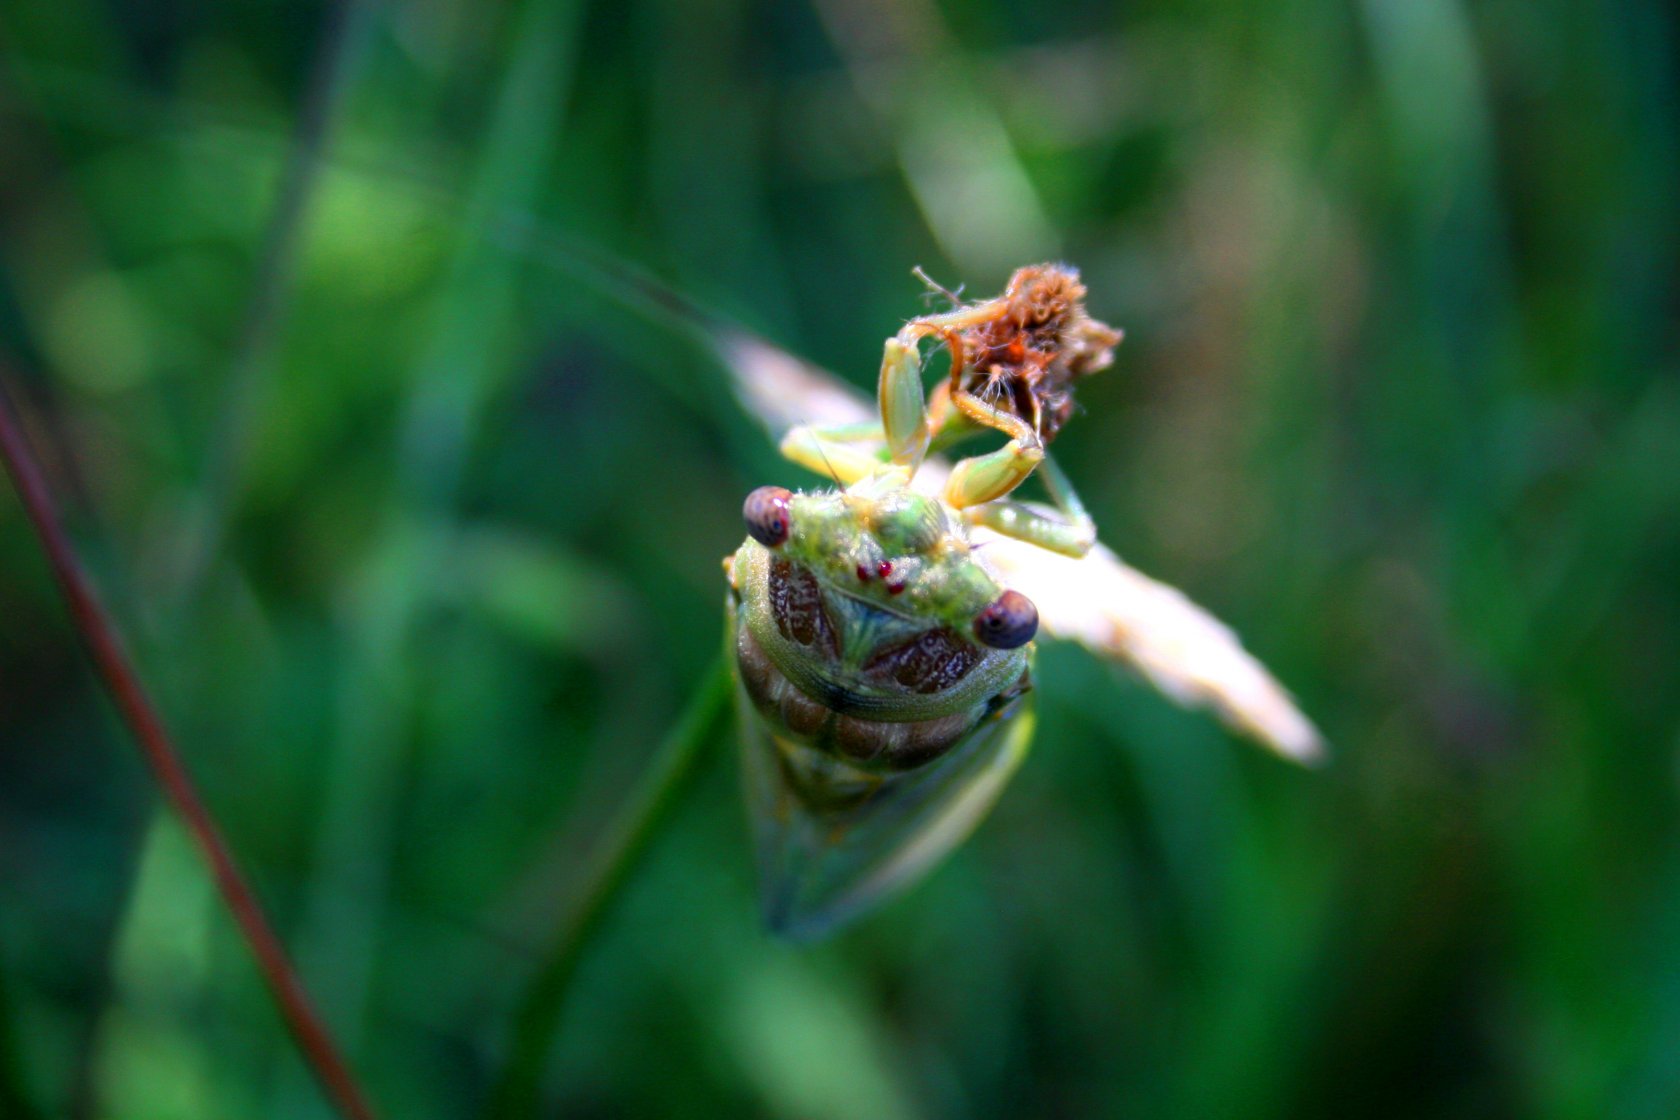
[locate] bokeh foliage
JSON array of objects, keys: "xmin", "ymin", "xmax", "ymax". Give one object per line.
[{"xmin": 2, "ymin": 0, "xmax": 1678, "ymax": 1116}]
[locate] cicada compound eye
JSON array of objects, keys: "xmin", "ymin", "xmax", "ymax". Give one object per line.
[
  {"xmin": 973, "ymin": 589, "xmax": 1038, "ymax": 649},
  {"xmin": 743, "ymin": 486, "xmax": 794, "ymax": 547}
]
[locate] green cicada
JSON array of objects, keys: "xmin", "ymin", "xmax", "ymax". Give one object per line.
[{"xmin": 722, "ymin": 265, "xmax": 1323, "ymax": 939}]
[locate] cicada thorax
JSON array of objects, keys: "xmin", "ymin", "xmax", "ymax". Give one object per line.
[
  {"xmin": 727, "ymin": 481, "xmax": 1039, "ymax": 938},
  {"xmin": 737, "ymin": 557, "xmax": 1018, "ymax": 770}
]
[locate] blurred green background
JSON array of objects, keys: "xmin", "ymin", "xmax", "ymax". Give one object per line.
[{"xmin": 2, "ymin": 0, "xmax": 1678, "ymax": 1116}]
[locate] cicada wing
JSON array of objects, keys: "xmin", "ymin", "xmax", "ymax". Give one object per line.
[
  {"xmin": 977, "ymin": 530, "xmax": 1326, "ymax": 764},
  {"xmin": 736, "ymin": 679, "xmax": 1034, "ymax": 942}
]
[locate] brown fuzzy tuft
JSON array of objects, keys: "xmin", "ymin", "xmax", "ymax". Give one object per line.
[{"xmin": 937, "ymin": 263, "xmax": 1121, "ymax": 444}]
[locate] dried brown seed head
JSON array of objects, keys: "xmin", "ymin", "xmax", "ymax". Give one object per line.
[{"xmin": 931, "ymin": 263, "xmax": 1121, "ymax": 444}]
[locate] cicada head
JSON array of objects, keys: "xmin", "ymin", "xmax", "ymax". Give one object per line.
[{"xmin": 726, "ymin": 472, "xmax": 1038, "ymax": 938}]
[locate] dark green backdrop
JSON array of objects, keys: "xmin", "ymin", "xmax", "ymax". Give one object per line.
[{"xmin": 2, "ymin": 0, "xmax": 1677, "ymax": 1115}]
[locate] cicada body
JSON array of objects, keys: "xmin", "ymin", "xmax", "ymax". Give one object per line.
[
  {"xmin": 726, "ymin": 475, "xmax": 1039, "ymax": 939},
  {"xmin": 718, "ymin": 262, "xmax": 1322, "ymax": 938}
]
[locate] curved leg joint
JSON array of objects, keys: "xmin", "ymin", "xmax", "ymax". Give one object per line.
[{"xmin": 963, "ymin": 500, "xmax": 1095, "ymax": 558}]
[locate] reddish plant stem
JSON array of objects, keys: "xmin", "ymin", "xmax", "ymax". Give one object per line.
[{"xmin": 0, "ymin": 390, "xmax": 378, "ymax": 1120}]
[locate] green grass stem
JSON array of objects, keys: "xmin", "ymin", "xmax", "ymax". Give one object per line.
[{"xmin": 486, "ymin": 653, "xmax": 734, "ymax": 1118}]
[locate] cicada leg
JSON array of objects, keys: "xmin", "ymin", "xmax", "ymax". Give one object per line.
[
  {"xmin": 942, "ymin": 388, "xmax": 1044, "ymax": 507},
  {"xmin": 778, "ymin": 421, "xmax": 886, "ymax": 486},
  {"xmin": 900, "ymin": 296, "xmax": 1011, "ymax": 338},
  {"xmin": 877, "ymin": 337, "xmax": 930, "ymax": 469},
  {"xmin": 960, "ymin": 452, "xmax": 1097, "ymax": 559},
  {"xmin": 782, "ymin": 333, "xmax": 938, "ymax": 483}
]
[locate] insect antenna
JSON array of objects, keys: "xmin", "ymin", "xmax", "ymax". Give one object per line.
[{"xmin": 811, "ymin": 432, "xmax": 845, "ymax": 488}]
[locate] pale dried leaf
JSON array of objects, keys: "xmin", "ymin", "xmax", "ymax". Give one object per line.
[
  {"xmin": 978, "ymin": 530, "xmax": 1326, "ymax": 764},
  {"xmin": 712, "ymin": 327, "xmax": 873, "ymax": 437}
]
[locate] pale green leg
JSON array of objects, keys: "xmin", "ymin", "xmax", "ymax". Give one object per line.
[
  {"xmin": 779, "ymin": 421, "xmax": 886, "ymax": 486},
  {"xmin": 899, "ymin": 297, "xmax": 1008, "ymax": 336},
  {"xmin": 878, "ymin": 337, "xmax": 930, "ymax": 468},
  {"xmin": 961, "ymin": 454, "xmax": 1097, "ymax": 559},
  {"xmin": 785, "ymin": 335, "xmax": 936, "ymax": 484},
  {"xmin": 943, "ymin": 391, "xmax": 1045, "ymax": 509}
]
